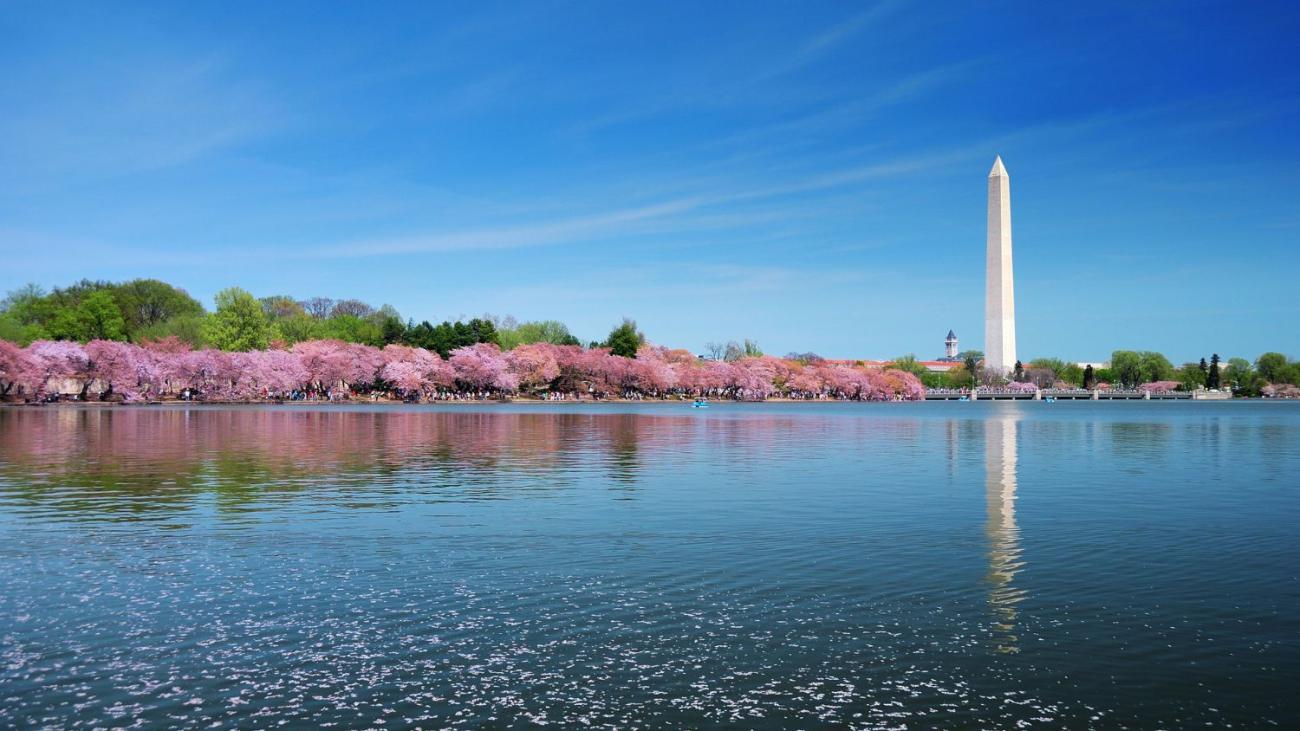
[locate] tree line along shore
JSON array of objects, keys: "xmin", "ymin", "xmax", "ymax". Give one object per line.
[{"xmin": 2, "ymin": 278, "xmax": 1298, "ymax": 402}]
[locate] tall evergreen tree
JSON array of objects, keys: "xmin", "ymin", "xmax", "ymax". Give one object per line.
[
  {"xmin": 604, "ymin": 319, "xmax": 645, "ymax": 358},
  {"xmin": 1208, "ymin": 353, "xmax": 1221, "ymax": 389},
  {"xmin": 1012, "ymin": 360, "xmax": 1025, "ymax": 382},
  {"xmin": 1083, "ymin": 364, "xmax": 1096, "ymax": 389}
]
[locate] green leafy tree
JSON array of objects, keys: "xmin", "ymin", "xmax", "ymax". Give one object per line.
[
  {"xmin": 1109, "ymin": 351, "xmax": 1172, "ymax": 387},
  {"xmin": 0, "ymin": 312, "xmax": 24, "ymax": 343},
  {"xmin": 498, "ymin": 320, "xmax": 581, "ymax": 350},
  {"xmin": 467, "ymin": 317, "xmax": 498, "ymax": 346},
  {"xmin": 1083, "ymin": 364, "xmax": 1096, "ymax": 389},
  {"xmin": 1, "ymin": 284, "xmax": 54, "ymax": 330},
  {"xmin": 271, "ymin": 314, "xmax": 327, "ymax": 344},
  {"xmin": 1256, "ymin": 352, "xmax": 1289, "ymax": 383},
  {"xmin": 138, "ymin": 313, "xmax": 210, "ymax": 347},
  {"xmin": 1138, "ymin": 351, "xmax": 1175, "ymax": 383},
  {"xmin": 891, "ymin": 355, "xmax": 928, "ymax": 378},
  {"xmin": 918, "ymin": 370, "xmax": 944, "ymax": 388},
  {"xmin": 1110, "ymin": 351, "xmax": 1143, "ymax": 387},
  {"xmin": 1177, "ymin": 362, "xmax": 1206, "ymax": 391},
  {"xmin": 403, "ymin": 320, "xmax": 436, "ymax": 349},
  {"xmin": 379, "ymin": 313, "xmax": 406, "ymax": 345},
  {"xmin": 260, "ymin": 295, "xmax": 306, "ymax": 320},
  {"xmin": 401, "ymin": 318, "xmax": 498, "ymax": 358},
  {"xmin": 1057, "ymin": 363, "xmax": 1084, "ymax": 386},
  {"xmin": 324, "ymin": 314, "xmax": 383, "ymax": 346},
  {"xmin": 1279, "ymin": 361, "xmax": 1300, "ymax": 385},
  {"xmin": 203, "ymin": 288, "xmax": 270, "ymax": 351},
  {"xmin": 0, "ymin": 307, "xmax": 47, "ymax": 345},
  {"xmin": 113, "ymin": 279, "xmax": 203, "ymax": 336},
  {"xmin": 604, "ymin": 318, "xmax": 645, "ymax": 357},
  {"xmin": 67, "ymin": 290, "xmax": 128, "ymax": 341},
  {"xmin": 1028, "ymin": 357, "xmax": 1067, "ymax": 377},
  {"xmin": 1224, "ymin": 357, "xmax": 1253, "ymax": 391},
  {"xmin": 963, "ymin": 354, "xmax": 981, "ymax": 383},
  {"xmin": 945, "ymin": 364, "xmax": 974, "ymax": 389}
]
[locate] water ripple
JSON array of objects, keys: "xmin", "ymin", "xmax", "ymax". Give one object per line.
[{"xmin": 1, "ymin": 402, "xmax": 1298, "ymax": 728}]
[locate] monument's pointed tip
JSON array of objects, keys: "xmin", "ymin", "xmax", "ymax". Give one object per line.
[{"xmin": 989, "ymin": 155, "xmax": 1008, "ymax": 177}]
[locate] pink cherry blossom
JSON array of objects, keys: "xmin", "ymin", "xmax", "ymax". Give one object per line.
[
  {"xmin": 8, "ymin": 337, "xmax": 930, "ymax": 402},
  {"xmin": 1003, "ymin": 380, "xmax": 1038, "ymax": 393},
  {"xmin": 0, "ymin": 340, "xmax": 40, "ymax": 397},
  {"xmin": 450, "ymin": 343, "xmax": 517, "ymax": 392},
  {"xmin": 85, "ymin": 340, "xmax": 161, "ymax": 402},
  {"xmin": 507, "ymin": 343, "xmax": 561, "ymax": 389}
]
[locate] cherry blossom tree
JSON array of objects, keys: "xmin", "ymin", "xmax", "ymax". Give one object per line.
[
  {"xmin": 292, "ymin": 340, "xmax": 356, "ymax": 393},
  {"xmin": 1003, "ymin": 380, "xmax": 1038, "ymax": 393},
  {"xmin": 878, "ymin": 369, "xmax": 925, "ymax": 400},
  {"xmin": 380, "ymin": 344, "xmax": 453, "ymax": 398},
  {"xmin": 632, "ymin": 347, "xmax": 678, "ymax": 395},
  {"xmin": 139, "ymin": 336, "xmax": 191, "ymax": 355},
  {"xmin": 0, "ymin": 340, "xmax": 40, "ymax": 398},
  {"xmin": 27, "ymin": 340, "xmax": 91, "ymax": 397},
  {"xmin": 575, "ymin": 347, "xmax": 620, "ymax": 395},
  {"xmin": 243, "ymin": 349, "xmax": 309, "ymax": 397},
  {"xmin": 507, "ymin": 343, "xmax": 561, "ymax": 390},
  {"xmin": 732, "ymin": 357, "xmax": 777, "ymax": 400},
  {"xmin": 450, "ymin": 343, "xmax": 517, "ymax": 392},
  {"xmin": 173, "ymin": 349, "xmax": 238, "ymax": 399},
  {"xmin": 381, "ymin": 360, "xmax": 425, "ymax": 395},
  {"xmin": 6, "ymin": 335, "xmax": 930, "ymax": 403},
  {"xmin": 786, "ymin": 363, "xmax": 825, "ymax": 397},
  {"xmin": 85, "ymin": 340, "xmax": 161, "ymax": 401}
]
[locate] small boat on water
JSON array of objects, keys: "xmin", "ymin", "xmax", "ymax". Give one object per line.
[{"xmin": 691, "ymin": 399, "xmax": 709, "ymax": 408}]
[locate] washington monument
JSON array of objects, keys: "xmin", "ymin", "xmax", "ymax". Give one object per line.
[{"xmin": 985, "ymin": 156, "xmax": 1017, "ymax": 375}]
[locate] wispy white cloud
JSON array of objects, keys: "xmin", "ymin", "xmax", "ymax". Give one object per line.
[
  {"xmin": 567, "ymin": 1, "xmax": 911, "ymax": 139},
  {"xmin": 753, "ymin": 0, "xmax": 909, "ymax": 82},
  {"xmin": 312, "ymin": 148, "xmax": 964, "ymax": 258},
  {"xmin": 0, "ymin": 56, "xmax": 281, "ymax": 186},
  {"xmin": 317, "ymin": 196, "xmax": 710, "ymax": 256}
]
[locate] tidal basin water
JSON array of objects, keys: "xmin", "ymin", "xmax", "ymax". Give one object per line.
[{"xmin": 1, "ymin": 403, "xmax": 1297, "ymax": 729}]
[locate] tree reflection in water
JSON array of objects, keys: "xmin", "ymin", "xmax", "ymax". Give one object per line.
[{"xmin": 0, "ymin": 406, "xmax": 856, "ymax": 522}]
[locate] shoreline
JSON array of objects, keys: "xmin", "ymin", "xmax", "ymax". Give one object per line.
[
  {"xmin": 1, "ymin": 396, "xmax": 1275, "ymax": 409},
  {"xmin": 1, "ymin": 397, "xmax": 910, "ymax": 408}
]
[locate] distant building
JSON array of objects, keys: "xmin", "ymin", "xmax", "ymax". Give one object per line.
[{"xmin": 942, "ymin": 330, "xmax": 959, "ymax": 361}]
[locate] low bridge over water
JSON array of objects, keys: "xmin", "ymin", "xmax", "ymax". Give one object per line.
[{"xmin": 926, "ymin": 389, "xmax": 1194, "ymax": 401}]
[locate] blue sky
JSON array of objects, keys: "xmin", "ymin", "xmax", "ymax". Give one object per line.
[{"xmin": 3, "ymin": 1, "xmax": 1298, "ymax": 362}]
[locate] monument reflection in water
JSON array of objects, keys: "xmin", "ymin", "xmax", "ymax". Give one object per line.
[{"xmin": 984, "ymin": 409, "xmax": 1025, "ymax": 653}]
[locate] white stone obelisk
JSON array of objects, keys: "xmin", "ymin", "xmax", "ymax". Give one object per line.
[{"xmin": 985, "ymin": 156, "xmax": 1016, "ymax": 375}]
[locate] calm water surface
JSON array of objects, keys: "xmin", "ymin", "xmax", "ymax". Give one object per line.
[{"xmin": 1, "ymin": 402, "xmax": 1297, "ymax": 729}]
